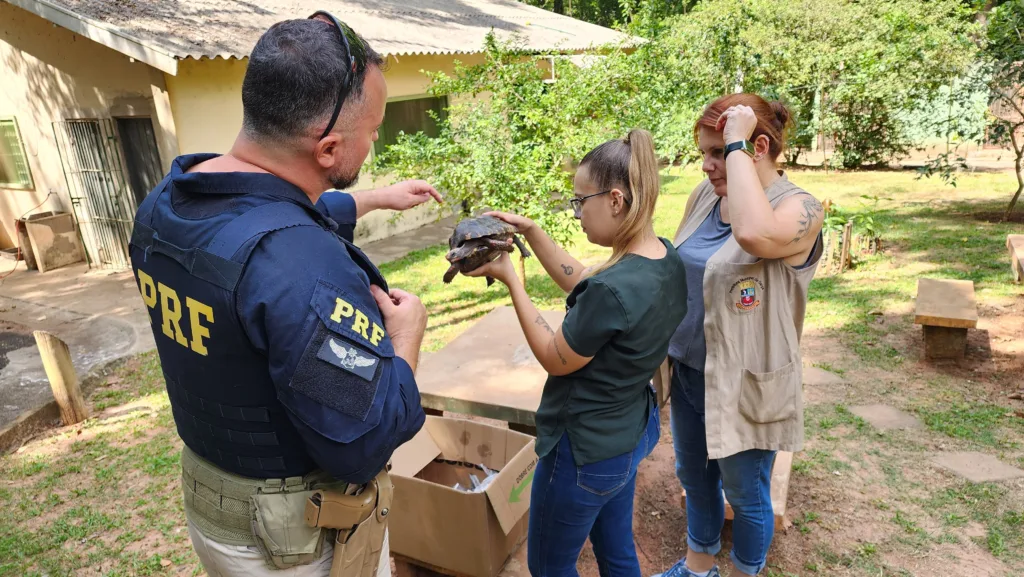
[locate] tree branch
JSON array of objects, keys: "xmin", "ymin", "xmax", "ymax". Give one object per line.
[{"xmin": 991, "ymin": 84, "xmax": 1024, "ymax": 121}]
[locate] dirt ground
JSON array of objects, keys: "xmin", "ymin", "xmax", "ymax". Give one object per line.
[
  {"xmin": 608, "ymin": 297, "xmax": 1024, "ymax": 577},
  {"xmin": 3, "ymin": 174, "xmax": 1023, "ymax": 576},
  {"xmin": 4, "ymin": 283, "xmax": 1023, "ymax": 577}
]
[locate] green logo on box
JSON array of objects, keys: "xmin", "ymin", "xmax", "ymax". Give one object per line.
[{"xmin": 508, "ymin": 470, "xmax": 535, "ymax": 503}]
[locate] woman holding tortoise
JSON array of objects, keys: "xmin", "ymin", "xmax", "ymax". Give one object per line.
[{"xmin": 464, "ymin": 129, "xmax": 687, "ymax": 576}]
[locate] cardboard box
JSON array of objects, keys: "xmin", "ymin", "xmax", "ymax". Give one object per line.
[{"xmin": 390, "ymin": 416, "xmax": 537, "ymax": 577}]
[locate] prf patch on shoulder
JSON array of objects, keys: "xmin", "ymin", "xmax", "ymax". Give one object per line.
[
  {"xmin": 317, "ymin": 337, "xmax": 379, "ymax": 381},
  {"xmin": 311, "ymin": 278, "xmax": 395, "ymax": 358}
]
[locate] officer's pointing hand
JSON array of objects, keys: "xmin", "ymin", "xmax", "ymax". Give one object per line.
[
  {"xmin": 371, "ymin": 285, "xmax": 427, "ymax": 366},
  {"xmin": 378, "ymin": 180, "xmax": 443, "ymax": 211}
]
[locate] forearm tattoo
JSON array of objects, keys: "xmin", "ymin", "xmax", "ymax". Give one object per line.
[
  {"xmin": 791, "ymin": 197, "xmax": 824, "ymax": 244},
  {"xmin": 561, "ymin": 264, "xmax": 574, "ymax": 275},
  {"xmin": 535, "ymin": 315, "xmax": 554, "ymax": 335}
]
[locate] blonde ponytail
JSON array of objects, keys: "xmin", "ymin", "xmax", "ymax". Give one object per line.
[{"xmin": 581, "ymin": 128, "xmax": 660, "ymax": 278}]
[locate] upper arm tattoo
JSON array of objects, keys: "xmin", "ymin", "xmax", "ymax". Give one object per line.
[
  {"xmin": 790, "ymin": 196, "xmax": 824, "ymax": 245},
  {"xmin": 553, "ymin": 338, "xmax": 568, "ymax": 365},
  {"xmin": 560, "ymin": 264, "xmax": 574, "ymax": 276}
]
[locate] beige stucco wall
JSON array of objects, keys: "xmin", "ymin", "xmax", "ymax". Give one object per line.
[
  {"xmin": 165, "ymin": 53, "xmax": 484, "ymax": 244},
  {"xmin": 0, "ymin": 1, "xmax": 178, "ymax": 251}
]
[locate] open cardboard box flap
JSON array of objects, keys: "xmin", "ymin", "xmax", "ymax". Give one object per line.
[
  {"xmin": 483, "ymin": 434, "xmax": 537, "ymax": 535},
  {"xmin": 391, "ymin": 416, "xmax": 537, "ymax": 535},
  {"xmin": 390, "ymin": 424, "xmax": 442, "ymax": 478}
]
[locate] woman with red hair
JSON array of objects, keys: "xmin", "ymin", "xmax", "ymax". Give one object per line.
[{"xmin": 653, "ymin": 94, "xmax": 824, "ymax": 577}]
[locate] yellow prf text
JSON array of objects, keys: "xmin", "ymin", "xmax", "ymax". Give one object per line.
[
  {"xmin": 136, "ymin": 269, "xmax": 215, "ymax": 356},
  {"xmin": 330, "ymin": 297, "xmax": 385, "ymax": 346}
]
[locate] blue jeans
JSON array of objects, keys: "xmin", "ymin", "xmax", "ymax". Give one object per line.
[
  {"xmin": 670, "ymin": 362, "xmax": 776, "ymax": 575},
  {"xmin": 528, "ymin": 405, "xmax": 660, "ymax": 577}
]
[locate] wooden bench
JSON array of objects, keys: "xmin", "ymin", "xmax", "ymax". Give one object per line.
[
  {"xmin": 680, "ymin": 451, "xmax": 793, "ymax": 531},
  {"xmin": 914, "ymin": 278, "xmax": 978, "ymax": 360},
  {"xmin": 1008, "ymin": 234, "xmax": 1024, "ymax": 283}
]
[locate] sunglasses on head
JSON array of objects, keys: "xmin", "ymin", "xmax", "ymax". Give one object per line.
[{"xmin": 308, "ymin": 10, "xmax": 359, "ymax": 140}]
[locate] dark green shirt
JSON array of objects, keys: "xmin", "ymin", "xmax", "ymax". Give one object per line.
[{"xmin": 534, "ymin": 238, "xmax": 688, "ymax": 465}]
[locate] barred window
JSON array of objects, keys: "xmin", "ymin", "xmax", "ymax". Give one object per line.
[
  {"xmin": 0, "ymin": 118, "xmax": 33, "ymax": 189},
  {"xmin": 374, "ymin": 95, "xmax": 448, "ymax": 157}
]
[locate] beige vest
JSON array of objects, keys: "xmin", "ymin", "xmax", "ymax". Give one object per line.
[{"xmin": 653, "ymin": 174, "xmax": 822, "ymax": 459}]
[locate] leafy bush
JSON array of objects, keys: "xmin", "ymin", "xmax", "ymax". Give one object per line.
[
  {"xmin": 373, "ymin": 0, "xmax": 982, "ymax": 233},
  {"xmin": 373, "ymin": 33, "xmax": 686, "ymax": 243},
  {"xmin": 661, "ymin": 0, "xmax": 979, "ymax": 168}
]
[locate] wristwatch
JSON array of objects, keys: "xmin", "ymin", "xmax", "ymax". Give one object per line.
[{"xmin": 724, "ymin": 140, "xmax": 756, "ymax": 159}]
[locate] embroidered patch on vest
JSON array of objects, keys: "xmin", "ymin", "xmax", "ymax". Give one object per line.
[
  {"xmin": 730, "ymin": 276, "xmax": 764, "ymax": 312},
  {"xmin": 317, "ymin": 337, "xmax": 380, "ymax": 381}
]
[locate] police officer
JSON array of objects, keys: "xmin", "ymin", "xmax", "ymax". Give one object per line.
[{"xmin": 128, "ymin": 12, "xmax": 437, "ymax": 577}]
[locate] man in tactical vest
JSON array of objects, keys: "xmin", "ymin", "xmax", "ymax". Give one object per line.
[{"xmin": 129, "ymin": 12, "xmax": 436, "ymax": 577}]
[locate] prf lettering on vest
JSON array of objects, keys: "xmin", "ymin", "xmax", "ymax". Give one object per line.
[
  {"xmin": 135, "ymin": 269, "xmax": 215, "ymax": 356},
  {"xmin": 330, "ymin": 297, "xmax": 385, "ymax": 346}
]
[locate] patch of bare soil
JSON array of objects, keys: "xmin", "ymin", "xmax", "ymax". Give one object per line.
[
  {"xmin": 891, "ymin": 296, "xmax": 1024, "ymax": 398},
  {"xmin": 622, "ymin": 293, "xmax": 1023, "ymax": 577},
  {"xmin": 972, "ymin": 210, "xmax": 1024, "ymax": 224}
]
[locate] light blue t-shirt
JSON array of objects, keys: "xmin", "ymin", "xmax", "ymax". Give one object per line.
[
  {"xmin": 667, "ymin": 197, "xmax": 821, "ymax": 372},
  {"xmin": 667, "ymin": 199, "xmax": 731, "ymax": 370}
]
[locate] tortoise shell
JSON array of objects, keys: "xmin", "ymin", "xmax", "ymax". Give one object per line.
[
  {"xmin": 448, "ymin": 216, "xmax": 519, "ymax": 249},
  {"xmin": 442, "ymin": 216, "xmax": 531, "ymax": 285}
]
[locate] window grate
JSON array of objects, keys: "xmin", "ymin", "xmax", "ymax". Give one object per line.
[{"xmin": 0, "ymin": 118, "xmax": 34, "ymax": 189}]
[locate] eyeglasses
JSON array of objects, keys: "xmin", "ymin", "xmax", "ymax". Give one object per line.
[
  {"xmin": 308, "ymin": 10, "xmax": 358, "ymax": 140},
  {"xmin": 569, "ymin": 190, "xmax": 612, "ymax": 216}
]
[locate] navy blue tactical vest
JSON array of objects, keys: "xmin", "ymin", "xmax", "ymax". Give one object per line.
[{"xmin": 128, "ymin": 175, "xmax": 386, "ymax": 479}]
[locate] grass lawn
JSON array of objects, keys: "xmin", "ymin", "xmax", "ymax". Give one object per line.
[
  {"xmin": 0, "ymin": 356, "xmax": 200, "ymax": 577},
  {"xmin": 386, "ymin": 165, "xmax": 1022, "ymax": 355},
  {"xmin": 1, "ymin": 165, "xmax": 1023, "ymax": 576}
]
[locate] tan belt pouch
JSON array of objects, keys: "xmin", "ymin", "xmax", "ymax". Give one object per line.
[
  {"xmin": 304, "ymin": 468, "xmax": 393, "ymax": 577},
  {"xmin": 251, "ymin": 488, "xmax": 324, "ymax": 569}
]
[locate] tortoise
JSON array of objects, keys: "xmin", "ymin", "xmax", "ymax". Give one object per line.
[{"xmin": 442, "ymin": 216, "xmax": 532, "ymax": 286}]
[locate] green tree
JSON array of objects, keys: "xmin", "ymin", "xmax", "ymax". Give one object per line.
[
  {"xmin": 372, "ymin": 34, "xmax": 678, "ymax": 243},
  {"xmin": 919, "ymin": 0, "xmax": 1023, "ymax": 217},
  {"xmin": 983, "ymin": 0, "xmax": 1024, "ymax": 217},
  {"xmin": 374, "ymin": 0, "xmax": 987, "ymax": 235},
  {"xmin": 522, "ymin": 0, "xmax": 692, "ymax": 30},
  {"xmin": 660, "ymin": 0, "xmax": 978, "ymax": 168}
]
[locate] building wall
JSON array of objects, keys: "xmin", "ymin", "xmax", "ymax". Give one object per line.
[
  {"xmin": 165, "ymin": 53, "xmax": 484, "ymax": 244},
  {"xmin": 0, "ymin": 1, "xmax": 178, "ymax": 251}
]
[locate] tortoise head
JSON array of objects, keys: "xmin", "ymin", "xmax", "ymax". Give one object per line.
[{"xmin": 445, "ymin": 238, "xmax": 491, "ymax": 264}]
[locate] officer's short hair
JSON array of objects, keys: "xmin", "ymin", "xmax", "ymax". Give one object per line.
[{"xmin": 241, "ymin": 19, "xmax": 386, "ymax": 142}]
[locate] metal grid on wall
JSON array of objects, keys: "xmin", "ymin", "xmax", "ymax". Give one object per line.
[{"xmin": 53, "ymin": 119, "xmax": 136, "ymax": 270}]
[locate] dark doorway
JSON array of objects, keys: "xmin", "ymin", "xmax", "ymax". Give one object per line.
[{"xmin": 116, "ymin": 117, "xmax": 163, "ymax": 206}]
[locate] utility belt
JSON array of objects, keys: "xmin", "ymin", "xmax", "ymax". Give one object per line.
[{"xmin": 181, "ymin": 447, "xmax": 393, "ymax": 576}]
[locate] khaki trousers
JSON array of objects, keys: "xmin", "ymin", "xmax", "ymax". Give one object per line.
[{"xmin": 187, "ymin": 521, "xmax": 391, "ymax": 577}]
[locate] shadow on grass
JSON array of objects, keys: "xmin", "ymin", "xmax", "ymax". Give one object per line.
[
  {"xmin": 807, "ymin": 275, "xmax": 907, "ymax": 368},
  {"xmin": 425, "ymin": 300, "xmax": 505, "ymax": 334},
  {"xmin": 809, "ymin": 196, "xmax": 1021, "ymax": 369},
  {"xmin": 877, "ymin": 199, "xmax": 1022, "ymax": 288}
]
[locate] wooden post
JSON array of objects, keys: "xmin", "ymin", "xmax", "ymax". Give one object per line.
[
  {"xmin": 823, "ymin": 231, "xmax": 837, "ymax": 275},
  {"xmin": 839, "ymin": 221, "xmax": 853, "ymax": 273},
  {"xmin": 33, "ymin": 331, "xmax": 88, "ymax": 425}
]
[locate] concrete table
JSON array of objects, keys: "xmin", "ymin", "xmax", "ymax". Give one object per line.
[{"xmin": 415, "ymin": 306, "xmax": 564, "ymax": 434}]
